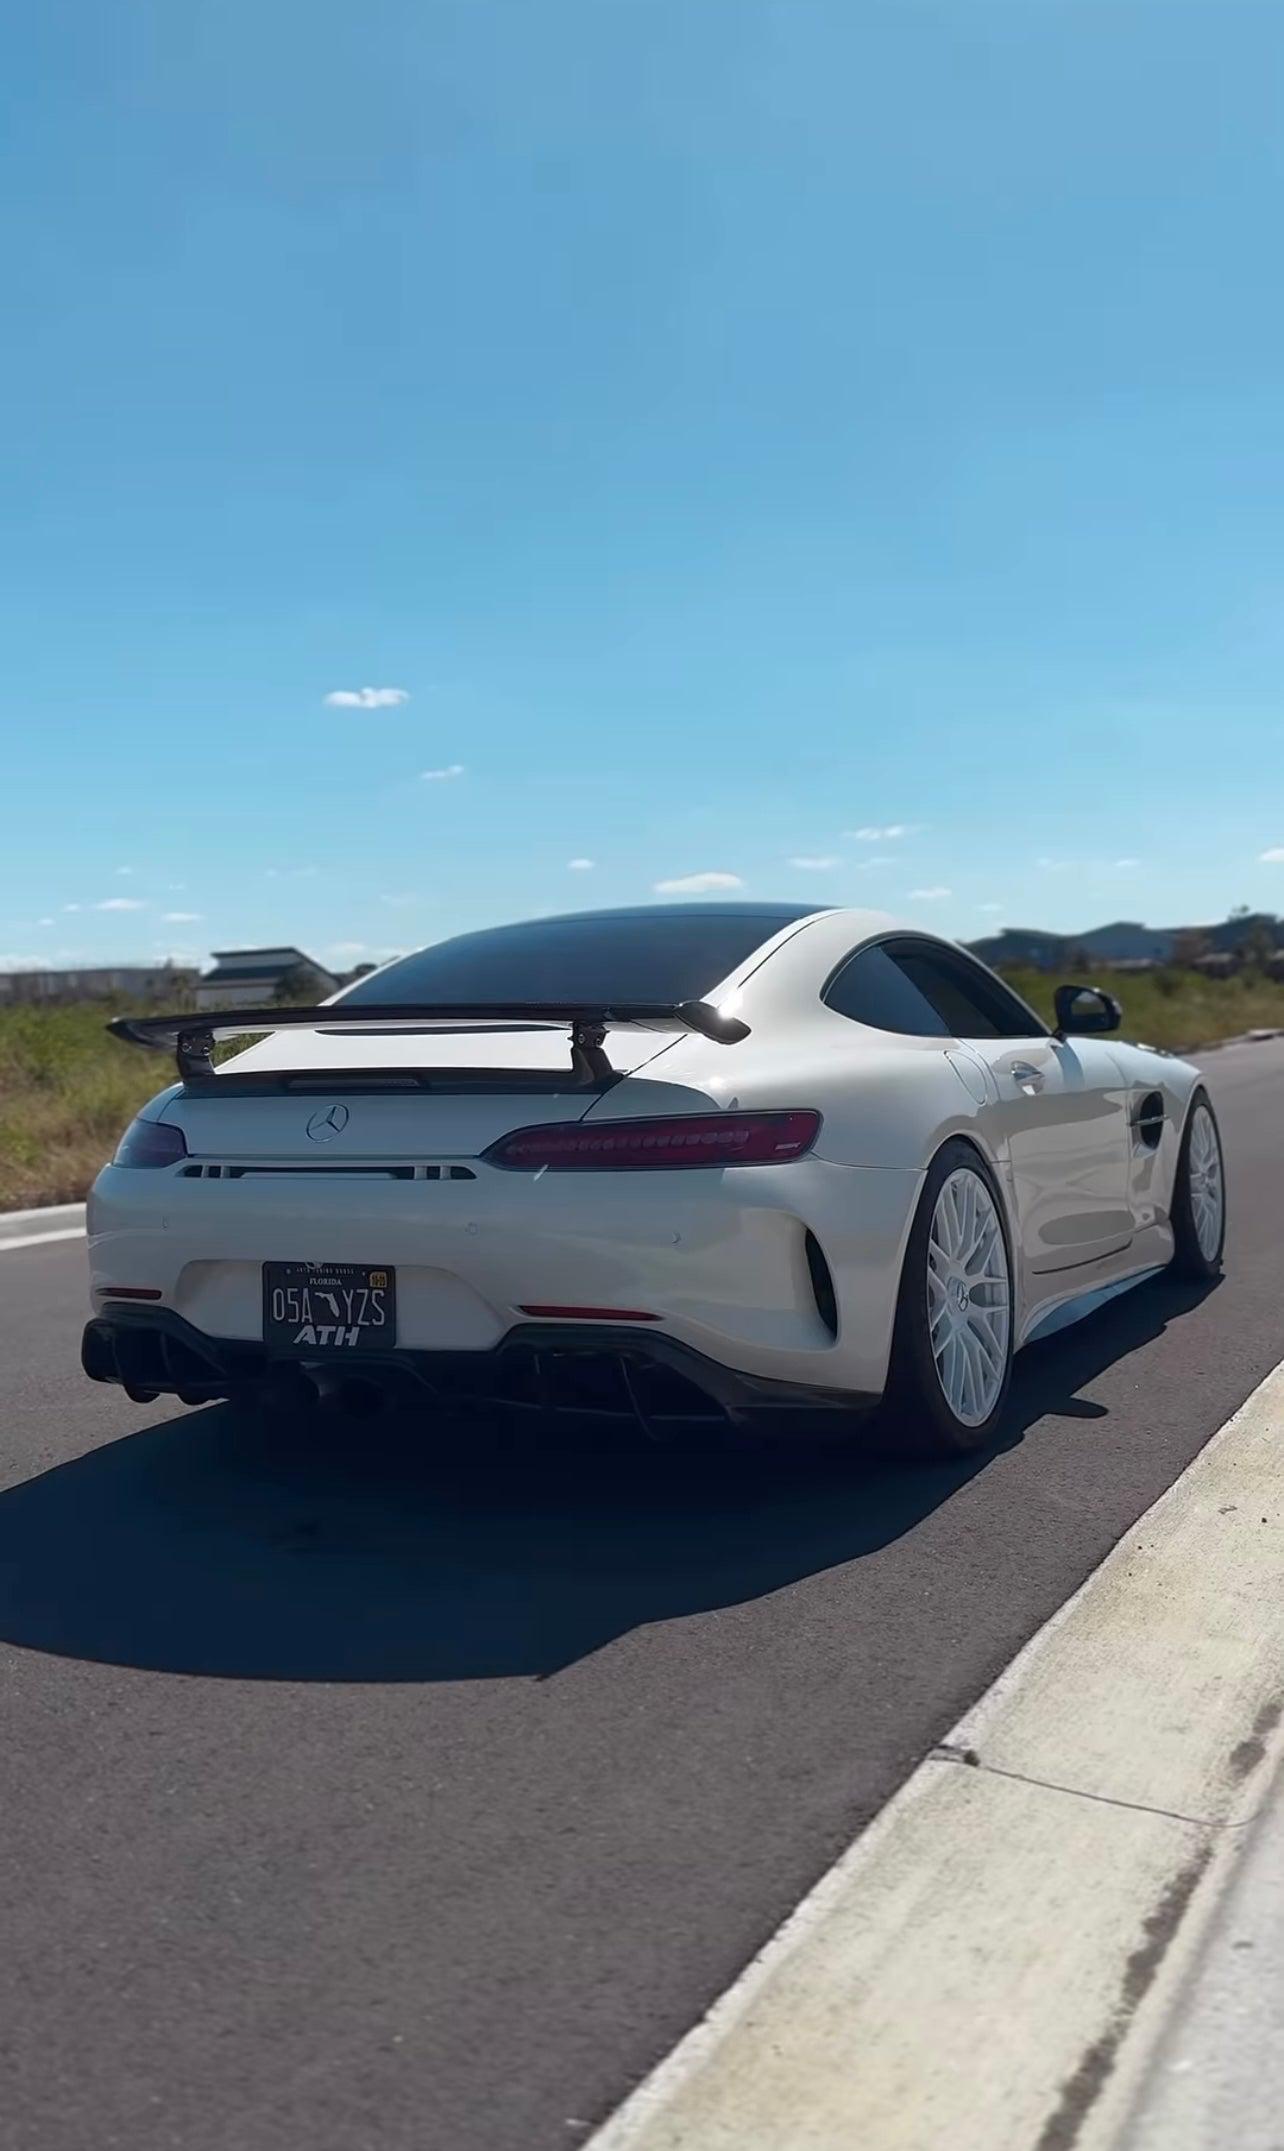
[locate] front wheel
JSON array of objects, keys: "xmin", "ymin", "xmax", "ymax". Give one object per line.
[
  {"xmin": 1170, "ymin": 1091, "xmax": 1226, "ymax": 1280},
  {"xmin": 882, "ymin": 1140, "xmax": 1015, "ymax": 1457}
]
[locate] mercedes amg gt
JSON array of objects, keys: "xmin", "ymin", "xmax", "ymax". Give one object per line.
[{"xmin": 82, "ymin": 902, "xmax": 1226, "ymax": 1454}]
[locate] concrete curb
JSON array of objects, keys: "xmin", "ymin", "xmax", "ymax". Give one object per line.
[
  {"xmin": 0, "ymin": 1201, "xmax": 88, "ymax": 1227},
  {"xmin": 0, "ymin": 1203, "xmax": 87, "ymax": 1254},
  {"xmin": 1117, "ymin": 1743, "xmax": 1284, "ymax": 2148},
  {"xmin": 588, "ymin": 1358, "xmax": 1284, "ymax": 2151},
  {"xmin": 1186, "ymin": 1027, "xmax": 1284, "ymax": 1055}
]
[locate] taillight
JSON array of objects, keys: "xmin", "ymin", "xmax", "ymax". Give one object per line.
[
  {"xmin": 113, "ymin": 1118, "xmax": 188, "ymax": 1169},
  {"xmin": 486, "ymin": 1110, "xmax": 821, "ymax": 1171}
]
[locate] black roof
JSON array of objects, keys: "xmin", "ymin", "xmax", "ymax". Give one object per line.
[
  {"xmin": 516, "ymin": 902, "xmax": 829, "ymax": 926},
  {"xmin": 340, "ymin": 902, "xmax": 835, "ymax": 1013}
]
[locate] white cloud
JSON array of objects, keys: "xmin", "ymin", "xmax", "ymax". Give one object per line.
[
  {"xmin": 1260, "ymin": 847, "xmax": 1284, "ymax": 863},
  {"xmin": 421, "ymin": 763, "xmax": 465, "ymax": 782},
  {"xmin": 329, "ymin": 939, "xmax": 368, "ymax": 958},
  {"xmin": 1113, "ymin": 857, "xmax": 1140, "ymax": 870},
  {"xmin": 115, "ymin": 866, "xmax": 134, "ymax": 877},
  {"xmin": 62, "ymin": 903, "xmax": 81, "ymax": 913},
  {"xmin": 162, "ymin": 911, "xmax": 203, "ymax": 923},
  {"xmin": 846, "ymin": 823, "xmax": 920, "ymax": 842},
  {"xmin": 908, "ymin": 886, "xmax": 952, "ymax": 902},
  {"xmin": 977, "ymin": 902, "xmax": 1005, "ymax": 915},
  {"xmin": 1036, "ymin": 856, "xmax": 1070, "ymax": 872},
  {"xmin": 37, "ymin": 916, "xmax": 54, "ymax": 927},
  {"xmin": 167, "ymin": 882, "xmax": 186, "ymax": 892},
  {"xmin": 379, "ymin": 891, "xmax": 419, "ymax": 909},
  {"xmin": 653, "ymin": 870, "xmax": 744, "ymax": 895},
  {"xmin": 324, "ymin": 687, "xmax": 410, "ymax": 709},
  {"xmin": 4, "ymin": 943, "xmax": 91, "ymax": 965},
  {"xmin": 789, "ymin": 855, "xmax": 841, "ymax": 871},
  {"xmin": 854, "ymin": 855, "xmax": 893, "ymax": 871},
  {"xmin": 567, "ymin": 857, "xmax": 596, "ymax": 871},
  {"xmin": 95, "ymin": 897, "xmax": 146, "ymax": 912}
]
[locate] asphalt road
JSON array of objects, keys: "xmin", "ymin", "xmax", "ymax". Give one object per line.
[{"xmin": 2, "ymin": 1039, "xmax": 1283, "ymax": 2151}]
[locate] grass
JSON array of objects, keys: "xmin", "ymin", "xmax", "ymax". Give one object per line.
[
  {"xmin": 0, "ymin": 1000, "xmax": 178, "ymax": 1210},
  {"xmin": 3, "ymin": 968, "xmax": 1284, "ymax": 1211},
  {"xmin": 998, "ymin": 964, "xmax": 1284, "ymax": 1053}
]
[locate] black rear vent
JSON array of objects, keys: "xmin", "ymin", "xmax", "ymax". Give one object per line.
[
  {"xmin": 180, "ymin": 1163, "xmax": 476, "ymax": 1182},
  {"xmin": 1134, "ymin": 1091, "xmax": 1165, "ymax": 1151},
  {"xmin": 804, "ymin": 1231, "xmax": 839, "ymax": 1338}
]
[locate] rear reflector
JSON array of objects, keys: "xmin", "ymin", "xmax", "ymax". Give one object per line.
[
  {"xmin": 487, "ymin": 1110, "xmax": 821, "ymax": 1172},
  {"xmin": 99, "ymin": 1287, "xmax": 164, "ymax": 1301},
  {"xmin": 519, "ymin": 1305, "xmax": 658, "ymax": 1322}
]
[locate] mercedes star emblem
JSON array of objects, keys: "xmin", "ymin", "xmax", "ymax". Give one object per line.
[{"xmin": 306, "ymin": 1104, "xmax": 350, "ymax": 1144}]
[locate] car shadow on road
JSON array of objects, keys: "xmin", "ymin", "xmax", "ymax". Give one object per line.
[{"xmin": 0, "ymin": 1275, "xmax": 1219, "ymax": 1684}]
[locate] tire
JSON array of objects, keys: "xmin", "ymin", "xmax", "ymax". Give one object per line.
[
  {"xmin": 881, "ymin": 1139, "xmax": 1015, "ymax": 1458},
  {"xmin": 1169, "ymin": 1089, "xmax": 1226, "ymax": 1280}
]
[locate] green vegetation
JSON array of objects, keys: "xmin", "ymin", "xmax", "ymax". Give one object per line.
[
  {"xmin": 3, "ymin": 967, "xmax": 1284, "ymax": 1212},
  {"xmin": 1000, "ymin": 964, "xmax": 1284, "ymax": 1053},
  {"xmin": 0, "ymin": 1001, "xmax": 174, "ymax": 1210}
]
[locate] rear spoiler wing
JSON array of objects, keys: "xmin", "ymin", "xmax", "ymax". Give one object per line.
[{"xmin": 107, "ymin": 999, "xmax": 752, "ymax": 1083}]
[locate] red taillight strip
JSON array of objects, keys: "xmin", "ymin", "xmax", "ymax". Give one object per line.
[
  {"xmin": 519, "ymin": 1304, "xmax": 658, "ymax": 1322},
  {"xmin": 99, "ymin": 1287, "xmax": 164, "ymax": 1301},
  {"xmin": 488, "ymin": 1109, "xmax": 821, "ymax": 1172}
]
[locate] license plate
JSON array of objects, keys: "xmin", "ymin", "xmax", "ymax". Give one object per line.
[{"xmin": 262, "ymin": 1262, "xmax": 397, "ymax": 1354}]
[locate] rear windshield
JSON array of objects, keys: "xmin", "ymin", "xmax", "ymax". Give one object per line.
[{"xmin": 339, "ymin": 908, "xmax": 815, "ymax": 1007}]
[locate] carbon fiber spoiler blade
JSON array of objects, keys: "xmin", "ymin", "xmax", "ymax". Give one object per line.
[{"xmin": 107, "ymin": 999, "xmax": 751, "ymax": 1082}]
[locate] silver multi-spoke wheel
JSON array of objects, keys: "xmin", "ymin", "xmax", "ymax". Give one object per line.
[
  {"xmin": 926, "ymin": 1167, "xmax": 1012, "ymax": 1428},
  {"xmin": 1187, "ymin": 1101, "xmax": 1225, "ymax": 1262}
]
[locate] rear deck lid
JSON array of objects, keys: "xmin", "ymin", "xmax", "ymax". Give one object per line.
[{"xmin": 162, "ymin": 1022, "xmax": 682, "ymax": 1160}]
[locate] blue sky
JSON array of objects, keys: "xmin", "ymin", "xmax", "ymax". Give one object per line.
[{"xmin": 4, "ymin": 0, "xmax": 1284, "ymax": 972}]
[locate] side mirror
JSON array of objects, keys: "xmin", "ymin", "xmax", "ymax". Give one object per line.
[{"xmin": 1054, "ymin": 982, "xmax": 1123, "ymax": 1038}]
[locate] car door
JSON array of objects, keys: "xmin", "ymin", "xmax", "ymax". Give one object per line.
[{"xmin": 886, "ymin": 941, "xmax": 1135, "ymax": 1273}]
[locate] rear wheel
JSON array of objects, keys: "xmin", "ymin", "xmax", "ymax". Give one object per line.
[
  {"xmin": 882, "ymin": 1140, "xmax": 1014, "ymax": 1457},
  {"xmin": 1170, "ymin": 1091, "xmax": 1226, "ymax": 1280}
]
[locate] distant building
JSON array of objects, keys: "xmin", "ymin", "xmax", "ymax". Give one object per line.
[
  {"xmin": 195, "ymin": 947, "xmax": 339, "ymax": 1009},
  {"xmin": 0, "ymin": 965, "xmax": 198, "ymax": 1007},
  {"xmin": 972, "ymin": 912, "xmax": 1284, "ymax": 973},
  {"xmin": 969, "ymin": 928, "xmax": 1066, "ymax": 970}
]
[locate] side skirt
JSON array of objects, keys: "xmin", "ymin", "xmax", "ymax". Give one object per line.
[{"xmin": 1018, "ymin": 1263, "xmax": 1168, "ymax": 1348}]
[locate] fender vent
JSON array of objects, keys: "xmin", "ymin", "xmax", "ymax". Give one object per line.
[
  {"xmin": 804, "ymin": 1231, "xmax": 839, "ymax": 1338},
  {"xmin": 1134, "ymin": 1091, "xmax": 1165, "ymax": 1151}
]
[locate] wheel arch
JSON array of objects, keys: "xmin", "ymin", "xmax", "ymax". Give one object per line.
[
  {"xmin": 880, "ymin": 1129, "xmax": 1018, "ymax": 1453},
  {"xmin": 897, "ymin": 1129, "xmax": 1020, "ymax": 1309},
  {"xmin": 1169, "ymin": 1077, "xmax": 1215, "ymax": 1197},
  {"xmin": 927, "ymin": 1128, "xmax": 1017, "ymax": 1238}
]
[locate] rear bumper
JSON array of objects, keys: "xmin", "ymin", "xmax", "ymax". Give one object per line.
[
  {"xmin": 81, "ymin": 1305, "xmax": 876, "ymax": 1426},
  {"xmin": 86, "ymin": 1153, "xmax": 922, "ymax": 1398}
]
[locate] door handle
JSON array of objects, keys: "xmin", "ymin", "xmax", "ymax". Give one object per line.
[{"xmin": 1008, "ymin": 1059, "xmax": 1045, "ymax": 1093}]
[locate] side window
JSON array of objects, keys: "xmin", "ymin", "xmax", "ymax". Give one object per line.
[
  {"xmin": 825, "ymin": 940, "xmax": 1048, "ymax": 1040},
  {"xmin": 894, "ymin": 944, "xmax": 1046, "ymax": 1040},
  {"xmin": 824, "ymin": 945, "xmax": 951, "ymax": 1037}
]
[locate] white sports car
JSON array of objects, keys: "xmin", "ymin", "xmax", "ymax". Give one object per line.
[{"xmin": 83, "ymin": 902, "xmax": 1225, "ymax": 1455}]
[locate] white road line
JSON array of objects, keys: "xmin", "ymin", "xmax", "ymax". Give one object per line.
[
  {"xmin": 0, "ymin": 1227, "xmax": 87, "ymax": 1254},
  {"xmin": 0, "ymin": 1201, "xmax": 87, "ymax": 1227},
  {"xmin": 589, "ymin": 1359, "xmax": 1284, "ymax": 2151}
]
